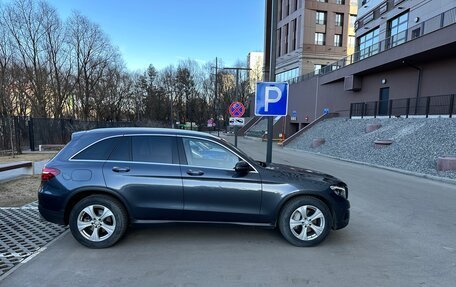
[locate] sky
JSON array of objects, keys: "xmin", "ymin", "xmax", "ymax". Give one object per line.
[{"xmin": 45, "ymin": 0, "xmax": 265, "ymax": 71}]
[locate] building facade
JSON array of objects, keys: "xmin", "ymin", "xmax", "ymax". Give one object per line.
[
  {"xmin": 247, "ymin": 52, "xmax": 264, "ymax": 93},
  {"xmin": 355, "ymin": 0, "xmax": 455, "ymax": 61},
  {"xmin": 284, "ymin": 0, "xmax": 456, "ymax": 127},
  {"xmin": 274, "ymin": 0, "xmax": 358, "ymax": 82},
  {"xmin": 257, "ymin": 0, "xmax": 456, "ymax": 139}
]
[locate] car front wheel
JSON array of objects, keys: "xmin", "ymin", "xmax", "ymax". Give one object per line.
[
  {"xmin": 279, "ymin": 196, "xmax": 332, "ymax": 247},
  {"xmin": 69, "ymin": 195, "xmax": 128, "ymax": 248}
]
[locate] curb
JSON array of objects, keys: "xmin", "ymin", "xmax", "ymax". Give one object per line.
[
  {"xmin": 283, "ymin": 147, "xmax": 456, "ymax": 185},
  {"xmin": 243, "ymin": 136, "xmax": 263, "ymax": 141}
]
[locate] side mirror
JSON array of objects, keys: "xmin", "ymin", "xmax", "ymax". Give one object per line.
[{"xmin": 234, "ymin": 161, "xmax": 251, "ymax": 173}]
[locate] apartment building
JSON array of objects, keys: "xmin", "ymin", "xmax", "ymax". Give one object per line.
[
  {"xmin": 256, "ymin": 0, "xmax": 456, "ymax": 138},
  {"xmin": 355, "ymin": 0, "xmax": 455, "ymax": 60},
  {"xmin": 273, "ymin": 0, "xmax": 358, "ymax": 81},
  {"xmin": 247, "ymin": 52, "xmax": 264, "ymax": 93}
]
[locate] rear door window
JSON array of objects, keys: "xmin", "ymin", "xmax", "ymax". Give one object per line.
[
  {"xmin": 131, "ymin": 136, "xmax": 176, "ymax": 164},
  {"xmin": 72, "ymin": 137, "xmax": 121, "ymax": 160},
  {"xmin": 108, "ymin": 136, "xmax": 131, "ymax": 161}
]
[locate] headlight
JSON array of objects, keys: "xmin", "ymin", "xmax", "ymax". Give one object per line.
[{"xmin": 330, "ymin": 185, "xmax": 348, "ymax": 199}]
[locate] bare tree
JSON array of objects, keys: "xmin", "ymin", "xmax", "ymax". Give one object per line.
[
  {"xmin": 2, "ymin": 0, "xmax": 49, "ymax": 117},
  {"xmin": 41, "ymin": 1, "xmax": 75, "ymax": 118},
  {"xmin": 68, "ymin": 12, "xmax": 118, "ymax": 120},
  {"xmin": 0, "ymin": 10, "xmax": 14, "ymax": 116}
]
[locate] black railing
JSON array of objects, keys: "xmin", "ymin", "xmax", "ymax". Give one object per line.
[
  {"xmin": 0, "ymin": 117, "xmax": 168, "ymax": 153},
  {"xmin": 349, "ymin": 94, "xmax": 456, "ymax": 118}
]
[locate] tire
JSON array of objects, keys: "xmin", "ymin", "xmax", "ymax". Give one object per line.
[
  {"xmin": 69, "ymin": 195, "xmax": 128, "ymax": 248},
  {"xmin": 278, "ymin": 196, "xmax": 332, "ymax": 247}
]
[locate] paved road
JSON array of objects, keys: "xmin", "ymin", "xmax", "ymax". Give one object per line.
[{"xmin": 2, "ymin": 136, "xmax": 456, "ymax": 287}]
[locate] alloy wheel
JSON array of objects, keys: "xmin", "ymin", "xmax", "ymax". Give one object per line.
[
  {"xmin": 77, "ymin": 204, "xmax": 116, "ymax": 242},
  {"xmin": 289, "ymin": 205, "xmax": 325, "ymax": 241}
]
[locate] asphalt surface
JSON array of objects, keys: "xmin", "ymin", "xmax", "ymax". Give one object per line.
[{"xmin": 2, "ymin": 136, "xmax": 456, "ymax": 287}]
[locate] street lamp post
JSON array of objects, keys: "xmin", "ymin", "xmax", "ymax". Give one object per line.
[
  {"xmin": 210, "ymin": 57, "xmax": 220, "ymax": 136},
  {"xmin": 266, "ymin": 0, "xmax": 278, "ymax": 164}
]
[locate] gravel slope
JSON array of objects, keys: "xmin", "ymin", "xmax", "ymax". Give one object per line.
[{"xmin": 286, "ymin": 117, "xmax": 456, "ymax": 179}]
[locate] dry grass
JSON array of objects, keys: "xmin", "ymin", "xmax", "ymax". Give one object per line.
[
  {"xmin": 0, "ymin": 152, "xmax": 56, "ymax": 164},
  {"xmin": 0, "ymin": 175, "xmax": 41, "ymax": 207}
]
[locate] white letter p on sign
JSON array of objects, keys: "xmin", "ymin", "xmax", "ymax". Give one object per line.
[{"xmin": 264, "ymin": 86, "xmax": 282, "ymax": 112}]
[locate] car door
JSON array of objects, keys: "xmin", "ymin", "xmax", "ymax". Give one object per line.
[
  {"xmin": 178, "ymin": 136, "xmax": 262, "ymax": 223},
  {"xmin": 103, "ymin": 135, "xmax": 183, "ymax": 221}
]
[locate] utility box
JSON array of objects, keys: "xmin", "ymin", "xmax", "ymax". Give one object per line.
[{"xmin": 344, "ymin": 75, "xmax": 362, "ymax": 91}]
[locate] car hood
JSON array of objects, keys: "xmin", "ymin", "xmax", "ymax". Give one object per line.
[{"xmin": 261, "ymin": 163, "xmax": 341, "ymax": 185}]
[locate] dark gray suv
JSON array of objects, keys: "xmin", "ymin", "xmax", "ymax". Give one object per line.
[{"xmin": 39, "ymin": 128, "xmax": 350, "ymax": 248}]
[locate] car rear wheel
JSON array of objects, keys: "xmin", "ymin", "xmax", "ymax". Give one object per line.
[
  {"xmin": 69, "ymin": 195, "xmax": 128, "ymax": 248},
  {"xmin": 279, "ymin": 196, "xmax": 332, "ymax": 247}
]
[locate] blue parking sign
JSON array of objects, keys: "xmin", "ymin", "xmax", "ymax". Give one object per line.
[{"xmin": 255, "ymin": 82, "xmax": 289, "ymax": 116}]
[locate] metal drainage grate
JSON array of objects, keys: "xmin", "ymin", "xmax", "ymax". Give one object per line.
[{"xmin": 0, "ymin": 207, "xmax": 67, "ymax": 278}]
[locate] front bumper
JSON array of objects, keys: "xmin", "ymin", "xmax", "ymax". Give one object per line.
[{"xmin": 332, "ymin": 199, "xmax": 350, "ymax": 230}]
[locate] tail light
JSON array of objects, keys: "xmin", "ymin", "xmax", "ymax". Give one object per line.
[{"xmin": 41, "ymin": 167, "xmax": 60, "ymax": 181}]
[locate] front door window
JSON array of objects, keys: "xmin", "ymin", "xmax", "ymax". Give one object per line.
[{"xmin": 182, "ymin": 138, "xmax": 239, "ymax": 170}]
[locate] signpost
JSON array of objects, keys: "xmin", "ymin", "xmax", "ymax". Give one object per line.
[
  {"xmin": 255, "ymin": 82, "xmax": 289, "ymax": 162},
  {"xmin": 229, "ymin": 117, "xmax": 245, "ymax": 126},
  {"xmin": 228, "ymin": 101, "xmax": 245, "ymax": 147}
]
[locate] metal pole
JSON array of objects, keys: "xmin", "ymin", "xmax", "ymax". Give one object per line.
[
  {"xmin": 234, "ymin": 69, "xmax": 239, "ymax": 147},
  {"xmin": 215, "ymin": 58, "xmax": 219, "ymax": 137},
  {"xmin": 170, "ymin": 92, "xmax": 173, "ymax": 128},
  {"xmin": 266, "ymin": 0, "xmax": 277, "ymax": 164}
]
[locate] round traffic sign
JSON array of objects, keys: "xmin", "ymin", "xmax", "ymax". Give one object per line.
[{"xmin": 229, "ymin": 102, "xmax": 245, "ymax": 118}]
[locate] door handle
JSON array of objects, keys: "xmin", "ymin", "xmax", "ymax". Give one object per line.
[
  {"xmin": 112, "ymin": 166, "xmax": 130, "ymax": 173},
  {"xmin": 187, "ymin": 169, "xmax": 204, "ymax": 176}
]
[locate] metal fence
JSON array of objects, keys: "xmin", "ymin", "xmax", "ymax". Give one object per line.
[
  {"xmin": 0, "ymin": 117, "xmax": 168, "ymax": 153},
  {"xmin": 349, "ymin": 94, "xmax": 456, "ymax": 118}
]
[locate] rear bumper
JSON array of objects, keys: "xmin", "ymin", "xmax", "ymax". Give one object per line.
[{"xmin": 38, "ymin": 204, "xmax": 66, "ymax": 225}]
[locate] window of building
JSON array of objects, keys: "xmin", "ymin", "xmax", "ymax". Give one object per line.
[
  {"xmin": 334, "ymin": 34, "xmax": 342, "ymax": 47},
  {"xmin": 284, "ymin": 23, "xmax": 289, "ymax": 54},
  {"xmin": 314, "ymin": 64, "xmax": 326, "ymax": 75},
  {"xmin": 276, "ymin": 67, "xmax": 300, "ymax": 81},
  {"xmin": 316, "ymin": 0, "xmax": 327, "ymax": 2},
  {"xmin": 131, "ymin": 136, "xmax": 174, "ymax": 164},
  {"xmin": 182, "ymin": 138, "xmax": 239, "ymax": 170},
  {"xmin": 294, "ymin": 0, "xmax": 299, "ymax": 11},
  {"xmin": 315, "ymin": 32, "xmax": 325, "ymax": 45},
  {"xmin": 285, "ymin": 0, "xmax": 290, "ymax": 17},
  {"xmin": 278, "ymin": 0, "xmax": 283, "ymax": 20},
  {"xmin": 411, "ymin": 28, "xmax": 421, "ymax": 39},
  {"xmin": 72, "ymin": 137, "xmax": 121, "ymax": 160},
  {"xmin": 357, "ymin": 27, "xmax": 380, "ymax": 60},
  {"xmin": 350, "ymin": 14, "xmax": 357, "ymax": 29},
  {"xmin": 348, "ymin": 35, "xmax": 355, "ymax": 48},
  {"xmin": 316, "ymin": 11, "xmax": 326, "ymax": 25},
  {"xmin": 277, "ymin": 27, "xmax": 281, "ymax": 57},
  {"xmin": 291, "ymin": 19, "xmax": 297, "ymax": 51},
  {"xmin": 336, "ymin": 0, "xmax": 345, "ymax": 4},
  {"xmin": 388, "ymin": 12, "xmax": 409, "ymax": 48},
  {"xmin": 335, "ymin": 13, "xmax": 344, "ymax": 26}
]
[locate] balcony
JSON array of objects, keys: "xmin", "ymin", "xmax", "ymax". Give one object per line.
[{"xmin": 288, "ymin": 7, "xmax": 456, "ymax": 85}]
